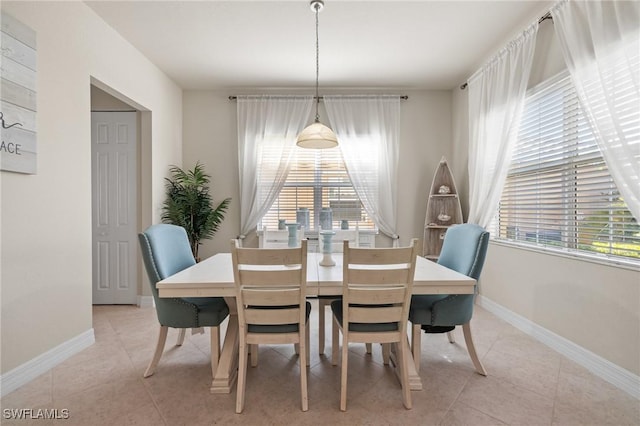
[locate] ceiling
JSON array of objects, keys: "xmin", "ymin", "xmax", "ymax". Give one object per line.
[{"xmin": 86, "ymin": 0, "xmax": 550, "ymax": 91}]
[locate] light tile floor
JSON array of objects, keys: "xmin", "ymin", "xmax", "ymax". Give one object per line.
[{"xmin": 2, "ymin": 301, "xmax": 638, "ymax": 425}]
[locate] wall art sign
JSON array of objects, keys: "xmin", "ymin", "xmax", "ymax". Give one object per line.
[{"xmin": 1, "ymin": 12, "xmax": 37, "ymax": 174}]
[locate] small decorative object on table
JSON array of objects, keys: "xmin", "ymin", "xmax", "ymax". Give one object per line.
[
  {"xmin": 296, "ymin": 208, "xmax": 309, "ymax": 231},
  {"xmin": 278, "ymin": 219, "xmax": 286, "ymax": 230},
  {"xmin": 286, "ymin": 223, "xmax": 300, "ymax": 248},
  {"xmin": 341, "ymin": 219, "xmax": 349, "ymax": 230},
  {"xmin": 319, "ymin": 230, "xmax": 336, "ymax": 266},
  {"xmin": 319, "ymin": 207, "xmax": 333, "ymax": 230}
]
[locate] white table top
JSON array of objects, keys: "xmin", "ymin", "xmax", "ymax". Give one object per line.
[{"xmin": 157, "ymin": 252, "xmax": 475, "ymax": 298}]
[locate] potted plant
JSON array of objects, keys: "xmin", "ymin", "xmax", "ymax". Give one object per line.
[{"xmin": 161, "ymin": 162, "xmax": 231, "ymax": 260}]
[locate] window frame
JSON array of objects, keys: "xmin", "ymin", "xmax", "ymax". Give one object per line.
[
  {"xmin": 491, "ymin": 70, "xmax": 640, "ymax": 270},
  {"xmin": 259, "ymin": 145, "xmax": 376, "ymax": 234}
]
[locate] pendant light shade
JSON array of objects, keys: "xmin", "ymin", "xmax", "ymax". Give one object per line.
[
  {"xmin": 296, "ymin": 0, "xmax": 338, "ymax": 149},
  {"xmin": 296, "ymin": 121, "xmax": 338, "ymax": 149}
]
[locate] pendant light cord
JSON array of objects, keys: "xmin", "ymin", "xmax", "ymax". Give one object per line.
[{"xmin": 314, "ymin": 2, "xmax": 320, "ymax": 123}]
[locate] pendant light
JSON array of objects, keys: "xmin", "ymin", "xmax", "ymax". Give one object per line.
[{"xmin": 296, "ymin": 0, "xmax": 338, "ymax": 149}]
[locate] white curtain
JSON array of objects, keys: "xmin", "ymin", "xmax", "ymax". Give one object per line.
[
  {"xmin": 236, "ymin": 96, "xmax": 313, "ymax": 239},
  {"xmin": 324, "ymin": 95, "xmax": 401, "ymax": 245},
  {"xmin": 551, "ymin": 0, "xmax": 640, "ymax": 221},
  {"xmin": 467, "ymin": 23, "xmax": 539, "ymax": 228}
]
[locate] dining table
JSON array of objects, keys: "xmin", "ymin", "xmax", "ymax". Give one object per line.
[{"xmin": 156, "ymin": 251, "xmax": 476, "ymax": 394}]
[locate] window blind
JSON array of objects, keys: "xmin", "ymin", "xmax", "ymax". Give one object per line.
[
  {"xmin": 261, "ymin": 146, "xmax": 374, "ymax": 231},
  {"xmin": 493, "ymin": 71, "xmax": 640, "ymax": 263}
]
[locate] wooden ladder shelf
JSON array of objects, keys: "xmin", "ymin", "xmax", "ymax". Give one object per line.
[{"xmin": 423, "ymin": 157, "xmax": 463, "ymax": 260}]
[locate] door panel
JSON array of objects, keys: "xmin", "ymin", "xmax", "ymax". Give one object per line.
[{"xmin": 91, "ymin": 111, "xmax": 137, "ymax": 304}]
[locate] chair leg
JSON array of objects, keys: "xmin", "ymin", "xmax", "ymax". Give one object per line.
[
  {"xmin": 365, "ymin": 343, "xmax": 372, "ymax": 354},
  {"xmin": 210, "ymin": 326, "xmax": 220, "ymax": 378},
  {"xmin": 447, "ymin": 330, "xmax": 456, "ymax": 343},
  {"xmin": 411, "ymin": 323, "xmax": 421, "ymax": 373},
  {"xmin": 176, "ymin": 328, "xmax": 187, "ymax": 346},
  {"xmin": 340, "ymin": 334, "xmax": 349, "ymax": 411},
  {"xmin": 331, "ymin": 316, "xmax": 339, "ymax": 366},
  {"xmin": 300, "ymin": 331, "xmax": 309, "ymax": 411},
  {"xmin": 144, "ymin": 325, "xmax": 168, "ymax": 378},
  {"xmin": 306, "ymin": 322, "xmax": 311, "ymax": 367},
  {"xmin": 250, "ymin": 344, "xmax": 258, "ymax": 367},
  {"xmin": 382, "ymin": 343, "xmax": 391, "ymax": 365},
  {"xmin": 236, "ymin": 337, "xmax": 249, "ymax": 413},
  {"xmin": 396, "ymin": 339, "xmax": 412, "ymax": 409},
  {"xmin": 294, "ymin": 343, "xmax": 300, "ymax": 354},
  {"xmin": 462, "ymin": 322, "xmax": 487, "ymax": 376},
  {"xmin": 318, "ymin": 299, "xmax": 326, "ymax": 354}
]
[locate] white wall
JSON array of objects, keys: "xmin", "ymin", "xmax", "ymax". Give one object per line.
[
  {"xmin": 90, "ymin": 85, "xmax": 134, "ymax": 111},
  {"xmin": 182, "ymin": 89, "xmax": 452, "ymax": 258},
  {"xmin": 483, "ymin": 244, "xmax": 640, "ymax": 374},
  {"xmin": 452, "ymin": 19, "xmax": 640, "ymax": 376},
  {"xmin": 1, "ymin": 2, "xmax": 182, "ymax": 373}
]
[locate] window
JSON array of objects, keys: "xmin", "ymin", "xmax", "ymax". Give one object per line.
[
  {"xmin": 260, "ymin": 146, "xmax": 374, "ymax": 232},
  {"xmin": 493, "ymin": 71, "xmax": 640, "ymax": 263}
]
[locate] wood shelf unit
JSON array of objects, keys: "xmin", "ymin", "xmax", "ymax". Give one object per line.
[{"xmin": 423, "ymin": 157, "xmax": 463, "ymax": 260}]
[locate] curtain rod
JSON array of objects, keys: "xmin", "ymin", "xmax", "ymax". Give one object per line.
[
  {"xmin": 459, "ymin": 11, "xmax": 553, "ymax": 90},
  {"xmin": 228, "ymin": 95, "xmax": 408, "ymax": 101}
]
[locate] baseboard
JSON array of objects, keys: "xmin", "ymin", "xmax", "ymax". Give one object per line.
[
  {"xmin": 477, "ymin": 295, "xmax": 640, "ymax": 400},
  {"xmin": 0, "ymin": 329, "xmax": 95, "ymax": 398},
  {"xmin": 137, "ymin": 295, "xmax": 155, "ymax": 308}
]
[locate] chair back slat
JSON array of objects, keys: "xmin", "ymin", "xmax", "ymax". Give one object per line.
[
  {"xmin": 346, "ymin": 286, "xmax": 407, "ymax": 305},
  {"xmin": 244, "ymin": 308, "xmax": 300, "ymax": 325},
  {"xmin": 236, "ymin": 247, "xmax": 304, "ymax": 265},
  {"xmin": 346, "ymin": 269, "xmax": 412, "ymax": 286},
  {"xmin": 238, "ymin": 269, "xmax": 303, "ymax": 286},
  {"xmin": 349, "ymin": 306, "xmax": 403, "ymax": 323},
  {"xmin": 241, "ymin": 287, "xmax": 301, "ymax": 306}
]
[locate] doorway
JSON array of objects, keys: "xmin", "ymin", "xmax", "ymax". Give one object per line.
[{"xmin": 91, "ymin": 88, "xmax": 139, "ymax": 304}]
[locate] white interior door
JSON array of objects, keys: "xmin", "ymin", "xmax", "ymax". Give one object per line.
[{"xmin": 91, "ymin": 111, "xmax": 138, "ymax": 304}]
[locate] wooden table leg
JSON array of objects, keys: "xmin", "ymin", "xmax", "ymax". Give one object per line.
[
  {"xmin": 390, "ymin": 335, "xmax": 423, "ymax": 391},
  {"xmin": 210, "ymin": 297, "xmax": 239, "ymax": 394},
  {"xmin": 405, "ymin": 336, "xmax": 423, "ymax": 391}
]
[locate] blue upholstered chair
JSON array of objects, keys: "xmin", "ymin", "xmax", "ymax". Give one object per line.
[
  {"xmin": 138, "ymin": 224, "xmax": 229, "ymax": 378},
  {"xmin": 409, "ymin": 223, "xmax": 489, "ymax": 375}
]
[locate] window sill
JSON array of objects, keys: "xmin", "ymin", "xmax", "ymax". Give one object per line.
[{"xmin": 490, "ymin": 238, "xmax": 640, "ymax": 272}]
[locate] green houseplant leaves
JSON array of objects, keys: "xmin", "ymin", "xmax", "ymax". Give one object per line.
[{"xmin": 161, "ymin": 162, "xmax": 231, "ymax": 259}]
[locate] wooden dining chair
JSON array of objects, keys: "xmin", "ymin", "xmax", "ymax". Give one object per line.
[
  {"xmin": 331, "ymin": 239, "xmax": 420, "ymax": 411},
  {"xmin": 230, "ymin": 239, "xmax": 311, "ymax": 413}
]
